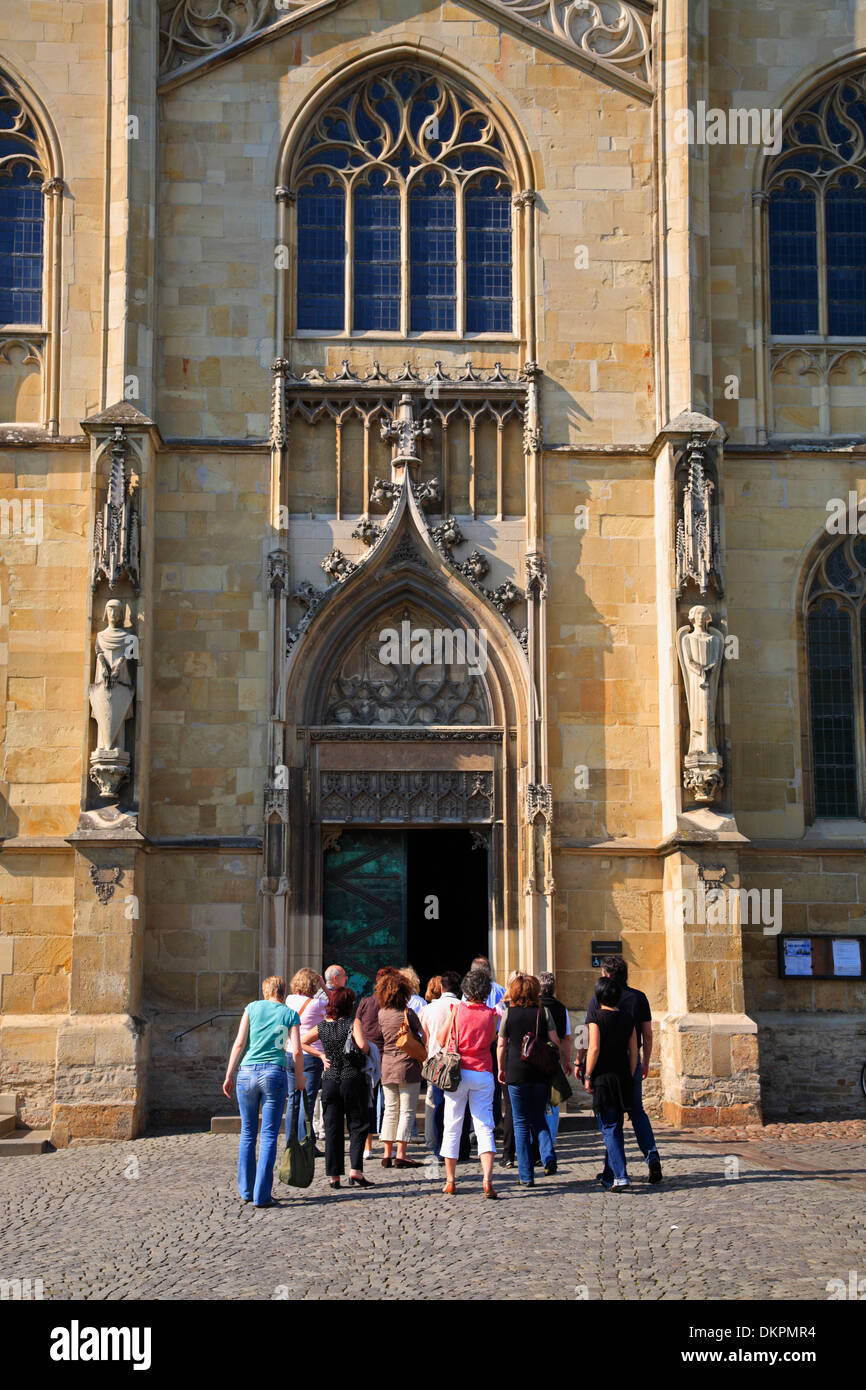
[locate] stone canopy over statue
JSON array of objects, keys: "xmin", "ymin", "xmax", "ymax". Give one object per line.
[
  {"xmin": 88, "ymin": 598, "xmax": 139, "ymax": 798},
  {"xmin": 676, "ymin": 604, "xmax": 724, "ymax": 802}
]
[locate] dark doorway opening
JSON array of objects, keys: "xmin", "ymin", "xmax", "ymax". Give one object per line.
[
  {"xmin": 321, "ymin": 827, "xmax": 489, "ymax": 999},
  {"xmin": 406, "ymin": 828, "xmax": 489, "ymax": 994}
]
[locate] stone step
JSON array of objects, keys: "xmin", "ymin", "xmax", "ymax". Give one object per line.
[
  {"xmin": 0, "ymin": 1128, "xmax": 52, "ymax": 1156},
  {"xmin": 0, "ymin": 1115, "xmax": 16, "ymax": 1137}
]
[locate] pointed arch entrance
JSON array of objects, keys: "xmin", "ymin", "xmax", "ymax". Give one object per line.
[{"xmin": 261, "ymin": 474, "xmax": 540, "ymax": 992}]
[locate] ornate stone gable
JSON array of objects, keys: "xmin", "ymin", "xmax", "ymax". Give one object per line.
[{"xmin": 158, "ymin": 0, "xmax": 654, "ymax": 98}]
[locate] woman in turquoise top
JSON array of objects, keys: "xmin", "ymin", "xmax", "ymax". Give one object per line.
[{"xmin": 223, "ymin": 975, "xmax": 304, "ymax": 1208}]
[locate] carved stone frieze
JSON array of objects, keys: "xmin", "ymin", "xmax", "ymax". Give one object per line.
[
  {"xmin": 318, "ymin": 770, "xmax": 494, "ymax": 824},
  {"xmin": 308, "ymin": 728, "xmax": 503, "ymax": 741}
]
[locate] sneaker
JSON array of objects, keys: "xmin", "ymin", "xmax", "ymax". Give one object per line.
[
  {"xmin": 611, "ymin": 1180, "xmax": 630, "ymax": 1192},
  {"xmin": 647, "ymin": 1155, "xmax": 663, "ymax": 1184},
  {"xmin": 543, "ymin": 1161, "xmax": 557, "ymax": 1176}
]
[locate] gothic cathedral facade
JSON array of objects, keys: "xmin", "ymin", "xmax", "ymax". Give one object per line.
[{"xmin": 1, "ymin": 0, "xmax": 865, "ymax": 1140}]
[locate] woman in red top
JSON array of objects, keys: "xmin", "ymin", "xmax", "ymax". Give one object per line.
[{"xmin": 435, "ymin": 966, "xmax": 500, "ymax": 1198}]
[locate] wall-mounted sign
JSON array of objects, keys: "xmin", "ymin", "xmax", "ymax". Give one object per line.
[
  {"xmin": 591, "ymin": 940, "xmax": 623, "ymax": 969},
  {"xmin": 778, "ymin": 935, "xmax": 864, "ymax": 980}
]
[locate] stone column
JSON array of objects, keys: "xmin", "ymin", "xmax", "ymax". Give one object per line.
[
  {"xmin": 661, "ymin": 847, "xmax": 761, "ymax": 1125},
  {"xmin": 51, "ymin": 839, "xmax": 148, "ymax": 1145}
]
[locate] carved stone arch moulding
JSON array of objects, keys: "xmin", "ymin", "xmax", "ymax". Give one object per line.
[{"xmin": 277, "ymin": 473, "xmax": 531, "ymax": 733}]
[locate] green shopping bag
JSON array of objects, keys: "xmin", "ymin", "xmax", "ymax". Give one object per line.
[{"xmin": 278, "ymin": 1089, "xmax": 315, "ymax": 1188}]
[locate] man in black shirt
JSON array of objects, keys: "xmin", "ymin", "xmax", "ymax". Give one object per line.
[{"xmin": 578, "ymin": 956, "xmax": 662, "ymax": 1183}]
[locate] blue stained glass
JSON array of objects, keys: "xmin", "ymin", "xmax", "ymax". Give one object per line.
[
  {"xmin": 296, "ymin": 175, "xmax": 345, "ymax": 331},
  {"xmin": 465, "ymin": 176, "xmax": 512, "ymax": 333},
  {"xmin": 826, "ymin": 177, "xmax": 866, "ymax": 335},
  {"xmin": 0, "ymin": 165, "xmax": 43, "ymax": 323},
  {"xmin": 410, "ymin": 172, "xmax": 456, "ymax": 332},
  {"xmin": 353, "ymin": 172, "xmax": 400, "ymax": 331},
  {"xmin": 768, "ymin": 184, "xmax": 819, "ymax": 334}
]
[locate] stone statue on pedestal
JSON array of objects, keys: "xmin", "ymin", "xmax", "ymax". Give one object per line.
[
  {"xmin": 88, "ymin": 599, "xmax": 138, "ymax": 798},
  {"xmin": 676, "ymin": 604, "xmax": 724, "ymax": 802}
]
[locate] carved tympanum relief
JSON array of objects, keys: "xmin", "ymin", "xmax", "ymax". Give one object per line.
[{"xmin": 323, "ymin": 604, "xmax": 491, "ymax": 726}]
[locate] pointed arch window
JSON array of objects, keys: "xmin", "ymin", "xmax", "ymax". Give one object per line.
[
  {"xmin": 292, "ymin": 67, "xmax": 516, "ymax": 338},
  {"xmin": 0, "ymin": 80, "xmax": 47, "ymax": 326},
  {"xmin": 805, "ymin": 536, "xmax": 866, "ymax": 816},
  {"xmin": 767, "ymin": 72, "xmax": 866, "ymax": 338}
]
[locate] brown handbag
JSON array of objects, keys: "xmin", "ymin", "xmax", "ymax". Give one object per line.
[
  {"xmin": 421, "ymin": 1004, "xmax": 462, "ymax": 1092},
  {"xmin": 396, "ymin": 1007, "xmax": 427, "ymax": 1064}
]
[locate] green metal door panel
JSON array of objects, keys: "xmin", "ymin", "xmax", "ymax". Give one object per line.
[{"xmin": 322, "ymin": 831, "xmax": 407, "ymax": 998}]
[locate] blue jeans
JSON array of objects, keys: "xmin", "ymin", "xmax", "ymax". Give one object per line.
[
  {"xmin": 596, "ymin": 1105, "xmax": 628, "ymax": 1186},
  {"xmin": 630, "ymin": 1062, "xmax": 658, "ymax": 1161},
  {"xmin": 425, "ymin": 1083, "xmax": 445, "ymax": 1158},
  {"xmin": 236, "ymin": 1063, "xmax": 288, "ymax": 1206},
  {"xmin": 508, "ymin": 1082, "xmax": 548, "ymax": 1184},
  {"xmin": 286, "ymin": 1054, "xmax": 323, "ymax": 1142}
]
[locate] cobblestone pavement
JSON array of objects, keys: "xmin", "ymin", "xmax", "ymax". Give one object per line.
[{"xmin": 1, "ymin": 1123, "xmax": 863, "ymax": 1301}]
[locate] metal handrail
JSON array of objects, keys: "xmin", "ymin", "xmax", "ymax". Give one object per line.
[{"xmin": 173, "ymin": 1013, "xmax": 237, "ymax": 1044}]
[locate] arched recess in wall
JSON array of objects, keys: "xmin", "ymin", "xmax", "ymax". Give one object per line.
[
  {"xmin": 0, "ymin": 61, "xmax": 63, "ymax": 431},
  {"xmin": 262, "ymin": 482, "xmax": 540, "ymax": 982},
  {"xmin": 273, "ymin": 46, "xmax": 537, "ymax": 352},
  {"xmin": 755, "ymin": 56, "xmax": 866, "ymax": 442}
]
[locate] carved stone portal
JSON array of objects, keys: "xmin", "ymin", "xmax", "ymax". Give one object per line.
[{"xmin": 676, "ymin": 605, "xmax": 724, "ymax": 803}]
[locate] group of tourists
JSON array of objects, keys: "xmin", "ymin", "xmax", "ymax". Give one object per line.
[{"xmin": 222, "ymin": 952, "xmax": 663, "ymax": 1207}]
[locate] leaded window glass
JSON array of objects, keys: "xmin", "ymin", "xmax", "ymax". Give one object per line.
[
  {"xmin": 0, "ymin": 83, "xmax": 45, "ymax": 325},
  {"xmin": 767, "ymin": 72, "xmax": 866, "ymax": 339},
  {"xmin": 805, "ymin": 536, "xmax": 866, "ymax": 816},
  {"xmin": 292, "ymin": 66, "xmax": 515, "ymax": 337},
  {"xmin": 296, "ymin": 174, "xmax": 345, "ymax": 332}
]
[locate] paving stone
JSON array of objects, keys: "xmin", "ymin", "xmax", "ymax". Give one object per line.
[{"xmin": 0, "ymin": 1122, "xmax": 863, "ymax": 1300}]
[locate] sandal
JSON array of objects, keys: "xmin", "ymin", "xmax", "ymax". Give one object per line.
[
  {"xmin": 483, "ymin": 1182, "xmax": 498, "ymax": 1199},
  {"xmin": 441, "ymin": 1181, "xmax": 457, "ymax": 1196}
]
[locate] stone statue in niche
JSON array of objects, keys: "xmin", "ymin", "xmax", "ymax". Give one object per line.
[
  {"xmin": 88, "ymin": 598, "xmax": 139, "ymax": 798},
  {"xmin": 676, "ymin": 604, "xmax": 724, "ymax": 802}
]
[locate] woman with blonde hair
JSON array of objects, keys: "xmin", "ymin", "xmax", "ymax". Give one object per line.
[
  {"xmin": 223, "ymin": 976, "xmax": 304, "ymax": 1208},
  {"xmin": 285, "ymin": 966, "xmax": 327, "ymax": 1148}
]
